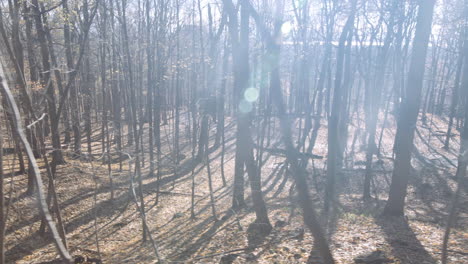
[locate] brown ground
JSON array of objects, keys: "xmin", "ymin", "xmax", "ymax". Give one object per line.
[{"xmin": 2, "ymin": 112, "xmax": 468, "ymax": 263}]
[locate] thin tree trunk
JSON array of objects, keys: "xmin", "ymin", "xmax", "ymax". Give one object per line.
[
  {"xmin": 324, "ymin": 1, "xmax": 356, "ymax": 213},
  {"xmin": 444, "ymin": 35, "xmax": 464, "ymax": 149},
  {"xmin": 31, "ymin": 0, "xmax": 65, "ymax": 166},
  {"xmin": 0, "ymin": 127, "xmax": 4, "ymax": 264},
  {"xmin": 0, "ymin": 65, "xmax": 72, "ymax": 263},
  {"xmin": 442, "ymin": 11, "xmax": 468, "ymax": 261}
]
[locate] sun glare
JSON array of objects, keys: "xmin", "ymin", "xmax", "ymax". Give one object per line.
[
  {"xmin": 281, "ymin": 21, "xmax": 292, "ymax": 35},
  {"xmin": 244, "ymin": 87, "xmax": 260, "ymax": 103}
]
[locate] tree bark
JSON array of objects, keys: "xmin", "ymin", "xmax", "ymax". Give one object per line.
[
  {"xmin": 383, "ymin": 0, "xmax": 436, "ymax": 216},
  {"xmin": 31, "ymin": 0, "xmax": 65, "ymax": 166}
]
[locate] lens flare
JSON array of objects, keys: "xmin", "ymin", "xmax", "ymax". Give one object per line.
[
  {"xmin": 239, "ymin": 99, "xmax": 253, "ymax": 113},
  {"xmin": 244, "ymin": 87, "xmax": 259, "ymax": 103},
  {"xmin": 281, "ymin": 21, "xmax": 292, "ymax": 35}
]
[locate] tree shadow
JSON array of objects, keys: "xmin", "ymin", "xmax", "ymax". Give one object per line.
[
  {"xmin": 170, "ymin": 210, "xmax": 234, "ymax": 262},
  {"xmin": 5, "ymin": 145, "xmax": 228, "ymax": 263},
  {"xmin": 376, "ymin": 216, "xmax": 437, "ymax": 263},
  {"xmin": 5, "ymin": 132, "xmax": 236, "ymax": 237},
  {"xmin": 268, "ymin": 162, "xmax": 288, "ymax": 198}
]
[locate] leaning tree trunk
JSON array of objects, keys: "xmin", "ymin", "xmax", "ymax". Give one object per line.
[
  {"xmin": 0, "ymin": 64, "xmax": 72, "ymax": 263},
  {"xmin": 383, "ymin": 0, "xmax": 435, "ymax": 216},
  {"xmin": 249, "ymin": 10, "xmax": 335, "ymax": 262},
  {"xmin": 442, "ymin": 11, "xmax": 468, "ymax": 261}
]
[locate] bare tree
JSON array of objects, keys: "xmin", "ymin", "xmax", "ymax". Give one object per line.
[
  {"xmin": 383, "ymin": 0, "xmax": 436, "ymax": 216},
  {"xmin": 0, "ymin": 62, "xmax": 72, "ymax": 263},
  {"xmin": 442, "ymin": 4, "xmax": 468, "ymax": 261}
]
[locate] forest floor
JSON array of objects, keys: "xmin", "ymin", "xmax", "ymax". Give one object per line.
[{"xmin": 2, "ymin": 111, "xmax": 468, "ymax": 264}]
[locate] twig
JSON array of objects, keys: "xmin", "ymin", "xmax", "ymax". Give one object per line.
[
  {"xmin": 27, "ymin": 113, "xmax": 47, "ymax": 129},
  {"xmin": 192, "ymin": 242, "xmax": 271, "ymax": 261}
]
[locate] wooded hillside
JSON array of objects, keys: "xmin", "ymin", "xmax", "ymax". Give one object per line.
[{"xmin": 0, "ymin": 0, "xmax": 467, "ymax": 263}]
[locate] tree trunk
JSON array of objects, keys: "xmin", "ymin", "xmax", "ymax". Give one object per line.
[
  {"xmin": 0, "ymin": 127, "xmax": 4, "ymax": 264},
  {"xmin": 442, "ymin": 11, "xmax": 468, "ymax": 261},
  {"xmin": 324, "ymin": 2, "xmax": 356, "ymax": 213},
  {"xmin": 444, "ymin": 35, "xmax": 464, "ymax": 149},
  {"xmin": 31, "ymin": 0, "xmax": 65, "ymax": 166},
  {"xmin": 383, "ymin": 0, "xmax": 435, "ymax": 216}
]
